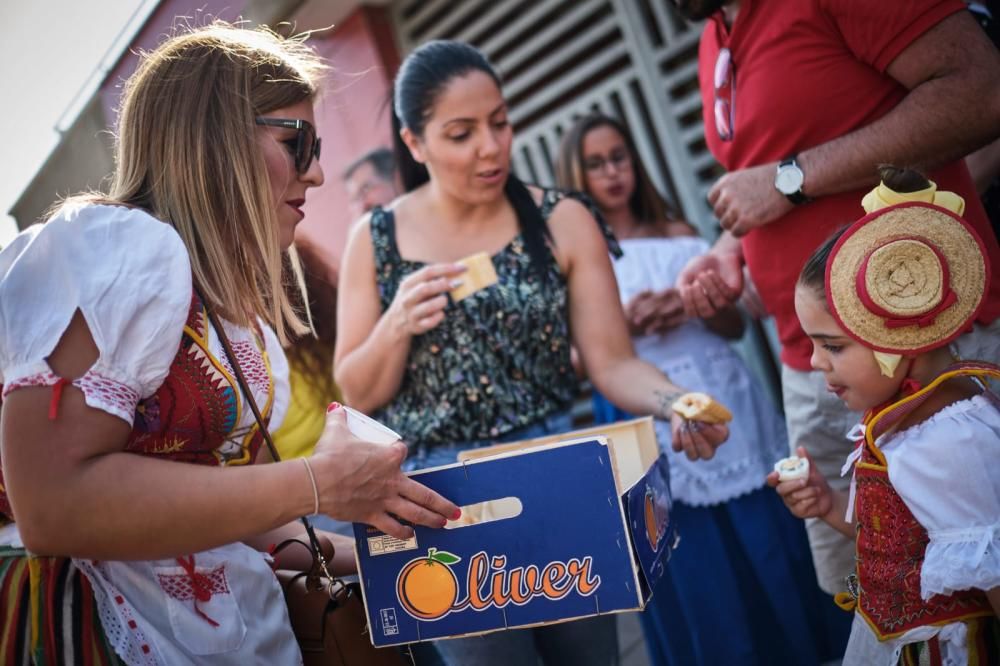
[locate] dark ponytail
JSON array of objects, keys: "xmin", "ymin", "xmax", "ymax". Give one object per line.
[
  {"xmin": 392, "ymin": 40, "xmax": 552, "ymax": 280},
  {"xmin": 391, "ymin": 103, "xmax": 429, "ymax": 192}
]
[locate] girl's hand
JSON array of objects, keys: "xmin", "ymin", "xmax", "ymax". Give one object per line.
[
  {"xmin": 670, "ymin": 413, "xmax": 728, "ymax": 461},
  {"xmin": 387, "ymin": 263, "xmax": 467, "ymax": 337},
  {"xmin": 310, "ymin": 407, "xmax": 460, "ymax": 540},
  {"xmin": 767, "ymin": 447, "xmax": 833, "ymax": 520}
]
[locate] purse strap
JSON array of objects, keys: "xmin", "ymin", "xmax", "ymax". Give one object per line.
[{"xmin": 203, "ymin": 300, "xmax": 339, "ymax": 591}]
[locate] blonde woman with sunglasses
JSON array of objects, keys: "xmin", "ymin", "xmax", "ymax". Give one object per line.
[{"xmin": 0, "ymin": 24, "xmax": 457, "ymax": 665}]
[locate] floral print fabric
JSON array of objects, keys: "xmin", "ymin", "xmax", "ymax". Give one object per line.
[{"xmin": 369, "ymin": 189, "xmax": 619, "ymax": 448}]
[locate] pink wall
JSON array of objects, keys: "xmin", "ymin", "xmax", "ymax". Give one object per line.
[
  {"xmin": 99, "ymin": 0, "xmax": 249, "ymax": 126},
  {"xmin": 299, "ymin": 7, "xmax": 399, "ymax": 265},
  {"xmin": 98, "ymin": 2, "xmax": 399, "ymax": 266}
]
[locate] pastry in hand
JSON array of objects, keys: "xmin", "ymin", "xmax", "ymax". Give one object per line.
[
  {"xmin": 450, "ymin": 251, "xmax": 499, "ymax": 302},
  {"xmin": 670, "ymin": 392, "xmax": 733, "ymax": 424},
  {"xmin": 773, "ymin": 456, "xmax": 809, "ymax": 482}
]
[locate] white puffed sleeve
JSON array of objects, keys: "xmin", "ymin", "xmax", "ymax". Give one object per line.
[
  {"xmin": 881, "ymin": 395, "xmax": 1000, "ymax": 600},
  {"xmin": 262, "ymin": 322, "xmax": 290, "ymax": 434},
  {"xmin": 0, "ymin": 203, "xmax": 192, "ymax": 424}
]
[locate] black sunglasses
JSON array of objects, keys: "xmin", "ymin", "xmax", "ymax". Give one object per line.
[{"xmin": 255, "ymin": 117, "xmax": 322, "ymax": 174}]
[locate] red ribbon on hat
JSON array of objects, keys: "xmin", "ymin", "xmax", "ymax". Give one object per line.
[
  {"xmin": 881, "ymin": 290, "xmax": 957, "ymax": 328},
  {"xmin": 855, "ymin": 236, "xmax": 957, "ymax": 330}
]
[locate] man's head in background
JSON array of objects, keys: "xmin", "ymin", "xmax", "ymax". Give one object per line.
[
  {"xmin": 343, "ymin": 147, "xmax": 398, "ymax": 219},
  {"xmin": 670, "ymin": 0, "xmax": 729, "ymax": 21}
]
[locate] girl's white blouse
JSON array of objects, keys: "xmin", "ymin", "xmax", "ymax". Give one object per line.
[{"xmin": 879, "ymin": 393, "xmax": 1000, "ymax": 601}]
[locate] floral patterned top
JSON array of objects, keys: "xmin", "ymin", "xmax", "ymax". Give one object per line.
[{"xmin": 370, "ymin": 189, "xmax": 620, "ymax": 448}]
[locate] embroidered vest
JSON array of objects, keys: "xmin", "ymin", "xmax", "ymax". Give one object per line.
[
  {"xmin": 126, "ymin": 292, "xmax": 271, "ymax": 467},
  {"xmin": 851, "ymin": 362, "xmax": 999, "ymax": 639}
]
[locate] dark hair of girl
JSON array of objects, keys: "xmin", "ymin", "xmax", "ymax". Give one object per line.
[
  {"xmin": 877, "ymin": 164, "xmax": 931, "ymax": 193},
  {"xmin": 798, "ymin": 165, "xmax": 932, "ymax": 298},
  {"xmin": 391, "ymin": 40, "xmax": 553, "ymax": 280},
  {"xmin": 797, "ymin": 226, "xmax": 848, "ymax": 299},
  {"xmin": 554, "ymin": 113, "xmax": 681, "ymax": 223},
  {"xmin": 285, "ymin": 237, "xmax": 338, "ymax": 397}
]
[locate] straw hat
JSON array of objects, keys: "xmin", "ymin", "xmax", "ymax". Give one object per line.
[{"xmin": 825, "ymin": 202, "xmax": 990, "ymax": 354}]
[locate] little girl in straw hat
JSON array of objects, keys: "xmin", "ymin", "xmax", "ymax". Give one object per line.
[{"xmin": 769, "ymin": 166, "xmax": 1000, "ymax": 664}]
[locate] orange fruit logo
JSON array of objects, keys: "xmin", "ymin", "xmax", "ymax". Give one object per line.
[
  {"xmin": 396, "ymin": 548, "xmax": 462, "ymax": 621},
  {"xmin": 644, "ymin": 489, "xmax": 660, "ymax": 549}
]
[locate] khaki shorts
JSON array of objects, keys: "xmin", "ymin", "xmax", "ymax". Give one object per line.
[{"xmin": 780, "ymin": 319, "xmax": 1000, "ymax": 594}]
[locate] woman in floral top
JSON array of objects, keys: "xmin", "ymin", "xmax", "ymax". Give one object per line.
[{"xmin": 334, "ymin": 40, "xmax": 729, "ymax": 666}]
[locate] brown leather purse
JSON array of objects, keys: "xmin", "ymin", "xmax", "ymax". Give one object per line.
[
  {"xmin": 272, "ymin": 538, "xmax": 407, "ymax": 666},
  {"xmin": 207, "ymin": 306, "xmax": 407, "ymax": 666}
]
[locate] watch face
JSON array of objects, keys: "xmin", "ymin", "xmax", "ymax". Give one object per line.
[{"xmin": 775, "ymin": 165, "xmax": 804, "ymax": 194}]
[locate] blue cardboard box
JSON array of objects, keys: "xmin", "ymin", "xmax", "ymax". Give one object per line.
[{"xmin": 352, "ymin": 417, "xmax": 676, "ymax": 647}]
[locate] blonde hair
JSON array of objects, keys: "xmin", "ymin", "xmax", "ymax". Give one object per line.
[{"xmin": 88, "ymin": 22, "xmax": 326, "ymax": 342}]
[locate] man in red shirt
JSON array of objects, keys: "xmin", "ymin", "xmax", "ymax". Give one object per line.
[{"xmin": 675, "ymin": 0, "xmax": 1000, "ymax": 595}]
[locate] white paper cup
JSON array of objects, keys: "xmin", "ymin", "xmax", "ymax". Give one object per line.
[
  {"xmin": 773, "ymin": 456, "xmax": 809, "ymax": 482},
  {"xmin": 343, "ymin": 406, "xmax": 402, "ymax": 445}
]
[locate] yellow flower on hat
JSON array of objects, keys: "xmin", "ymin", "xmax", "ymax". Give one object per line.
[{"xmin": 861, "ymin": 179, "xmax": 965, "ymax": 216}]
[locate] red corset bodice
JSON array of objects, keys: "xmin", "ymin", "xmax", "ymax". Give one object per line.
[
  {"xmin": 854, "ymin": 446, "xmax": 991, "ymax": 638},
  {"xmin": 125, "ymin": 293, "xmax": 269, "ymax": 466},
  {"xmin": 850, "ymin": 362, "xmax": 999, "ymax": 640}
]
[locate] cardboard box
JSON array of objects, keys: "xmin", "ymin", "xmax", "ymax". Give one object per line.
[{"xmin": 352, "ymin": 417, "xmax": 676, "ymax": 647}]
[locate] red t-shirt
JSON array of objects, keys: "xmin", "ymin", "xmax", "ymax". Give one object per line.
[{"xmin": 699, "ymin": 0, "xmax": 1000, "ymax": 370}]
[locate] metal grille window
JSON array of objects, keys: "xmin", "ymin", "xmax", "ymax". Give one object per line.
[{"xmin": 391, "ymin": 0, "xmax": 723, "ymax": 233}]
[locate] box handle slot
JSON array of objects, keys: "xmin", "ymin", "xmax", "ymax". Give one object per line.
[{"xmin": 444, "ymin": 496, "xmax": 522, "ymax": 529}]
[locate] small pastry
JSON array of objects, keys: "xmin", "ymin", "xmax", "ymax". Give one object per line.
[
  {"xmin": 670, "ymin": 392, "xmax": 733, "ymax": 424},
  {"xmin": 450, "ymin": 251, "xmax": 499, "ymax": 302},
  {"xmin": 773, "ymin": 456, "xmax": 810, "ymax": 482}
]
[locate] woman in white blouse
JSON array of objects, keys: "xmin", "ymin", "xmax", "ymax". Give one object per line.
[
  {"xmin": 0, "ymin": 24, "xmax": 457, "ymax": 664},
  {"xmin": 555, "ymin": 113, "xmax": 847, "ymax": 665}
]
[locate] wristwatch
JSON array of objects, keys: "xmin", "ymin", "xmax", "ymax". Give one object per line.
[{"xmin": 774, "ymin": 156, "xmax": 810, "ymax": 205}]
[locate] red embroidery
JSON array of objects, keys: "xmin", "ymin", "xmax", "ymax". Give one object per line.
[
  {"xmin": 1, "ymin": 371, "xmax": 61, "ymax": 397},
  {"xmin": 158, "ymin": 556, "xmax": 229, "ymax": 627},
  {"xmin": 157, "ymin": 562, "xmax": 230, "ymax": 601},
  {"xmin": 1, "ymin": 370, "xmax": 139, "ymax": 420},
  {"xmin": 855, "ymin": 447, "xmax": 992, "ymax": 637},
  {"xmin": 123, "ymin": 292, "xmax": 270, "ymax": 466},
  {"xmin": 75, "ymin": 372, "xmax": 140, "ymax": 417},
  {"xmin": 222, "ymin": 339, "xmax": 270, "ymax": 395}
]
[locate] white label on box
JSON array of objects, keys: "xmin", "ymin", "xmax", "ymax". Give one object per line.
[
  {"xmin": 380, "ymin": 608, "xmax": 399, "ymax": 636},
  {"xmin": 368, "ymin": 533, "xmax": 418, "ymax": 556}
]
